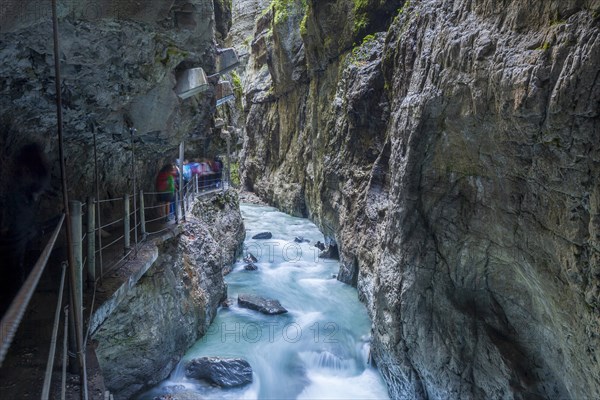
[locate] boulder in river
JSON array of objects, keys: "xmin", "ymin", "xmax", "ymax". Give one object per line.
[
  {"xmin": 238, "ymin": 294, "xmax": 288, "ymax": 315},
  {"xmin": 244, "ymin": 263, "xmax": 258, "ymax": 271},
  {"xmin": 252, "ymin": 232, "xmax": 272, "ymax": 239},
  {"xmin": 243, "ymin": 253, "xmax": 258, "ymax": 263},
  {"xmin": 294, "ymin": 236, "xmax": 310, "ymax": 243},
  {"xmin": 314, "ymin": 241, "xmax": 326, "ymax": 251},
  {"xmin": 185, "ymin": 357, "xmax": 253, "ymax": 387},
  {"xmin": 319, "ymin": 244, "xmax": 339, "ymax": 260},
  {"xmin": 221, "ymin": 298, "xmax": 234, "ymax": 308}
]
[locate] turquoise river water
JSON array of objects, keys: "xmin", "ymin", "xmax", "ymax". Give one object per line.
[{"xmin": 140, "ymin": 204, "xmax": 390, "ymax": 399}]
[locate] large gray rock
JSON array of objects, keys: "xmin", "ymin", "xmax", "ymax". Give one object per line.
[
  {"xmin": 252, "ymin": 231, "xmax": 272, "ymax": 239},
  {"xmin": 185, "ymin": 357, "xmax": 253, "ymax": 387},
  {"xmin": 191, "ymin": 191, "xmax": 246, "ymax": 268},
  {"xmin": 238, "ymin": 294, "xmax": 288, "ymax": 315},
  {"xmin": 93, "ymin": 192, "xmax": 244, "ymax": 400},
  {"xmin": 239, "ymin": 0, "xmax": 600, "ymax": 399}
]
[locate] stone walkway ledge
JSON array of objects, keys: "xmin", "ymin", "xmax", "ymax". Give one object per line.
[{"xmin": 88, "ymin": 223, "xmax": 185, "ymax": 336}]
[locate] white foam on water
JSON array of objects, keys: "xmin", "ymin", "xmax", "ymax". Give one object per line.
[{"xmin": 298, "ymin": 368, "xmax": 390, "ymax": 400}]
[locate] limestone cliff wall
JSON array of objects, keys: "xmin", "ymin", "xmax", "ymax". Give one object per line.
[
  {"xmin": 0, "ymin": 0, "xmax": 229, "ymax": 221},
  {"xmin": 92, "ymin": 192, "xmax": 245, "ymax": 400},
  {"xmin": 240, "ymin": 0, "xmax": 600, "ymax": 398}
]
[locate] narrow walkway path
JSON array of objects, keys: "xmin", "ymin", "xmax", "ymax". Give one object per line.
[{"xmin": 0, "ymin": 188, "xmax": 225, "ymax": 400}]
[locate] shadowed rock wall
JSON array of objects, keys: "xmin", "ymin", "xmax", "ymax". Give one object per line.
[
  {"xmin": 240, "ymin": 0, "xmax": 600, "ymax": 398},
  {"xmin": 0, "ymin": 0, "xmax": 228, "ymax": 222}
]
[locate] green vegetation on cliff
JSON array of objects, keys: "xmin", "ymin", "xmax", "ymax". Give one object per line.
[
  {"xmin": 231, "ymin": 70, "xmax": 243, "ymax": 99},
  {"xmin": 353, "ymin": 0, "xmax": 371, "ymax": 33},
  {"xmin": 230, "ymin": 161, "xmax": 241, "ymax": 186},
  {"xmin": 350, "ymin": 34, "xmax": 377, "ymax": 64},
  {"xmin": 353, "ymin": 0, "xmax": 386, "ymax": 33},
  {"xmin": 269, "ymin": 0, "xmax": 307, "ymax": 25}
]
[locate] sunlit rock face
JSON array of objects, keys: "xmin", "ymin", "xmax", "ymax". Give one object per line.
[
  {"xmin": 240, "ymin": 0, "xmax": 600, "ymax": 398},
  {"xmin": 227, "ymin": 0, "xmax": 271, "ymax": 54},
  {"xmin": 0, "ymin": 0, "xmax": 228, "ymax": 219}
]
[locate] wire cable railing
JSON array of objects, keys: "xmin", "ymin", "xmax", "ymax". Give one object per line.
[
  {"xmin": 97, "ymin": 197, "xmax": 124, "ymax": 204},
  {"xmin": 0, "ymin": 161, "xmax": 230, "ymax": 399},
  {"xmin": 80, "ymin": 170, "xmax": 230, "ymax": 281}
]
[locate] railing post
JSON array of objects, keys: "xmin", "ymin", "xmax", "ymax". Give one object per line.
[
  {"xmin": 130, "ymin": 127, "xmax": 138, "ymax": 252},
  {"xmin": 69, "ymin": 201, "xmax": 83, "ymax": 322},
  {"xmin": 186, "ymin": 182, "xmax": 191, "ymax": 212},
  {"xmin": 179, "ymin": 142, "xmax": 186, "ymax": 222},
  {"xmin": 139, "ymin": 190, "xmax": 146, "ymax": 239},
  {"xmin": 68, "ymin": 200, "xmax": 83, "ymax": 377},
  {"xmin": 132, "ymin": 191, "xmax": 138, "ymax": 251},
  {"xmin": 86, "ymin": 197, "xmax": 95, "ymax": 287},
  {"xmin": 123, "ymin": 194, "xmax": 130, "ymax": 253},
  {"xmin": 195, "ymin": 174, "xmax": 199, "ymax": 194},
  {"xmin": 184, "ymin": 182, "xmax": 188, "ymax": 211},
  {"xmin": 226, "ymin": 133, "xmax": 231, "ymax": 191}
]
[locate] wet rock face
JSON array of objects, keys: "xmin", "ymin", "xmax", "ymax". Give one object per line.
[
  {"xmin": 213, "ymin": 0, "xmax": 233, "ymax": 41},
  {"xmin": 191, "ymin": 190, "xmax": 246, "ymax": 268},
  {"xmin": 240, "ymin": 0, "xmax": 600, "ymax": 398},
  {"xmin": 0, "ymin": 0, "xmax": 225, "ymax": 221},
  {"xmin": 372, "ymin": 2, "xmax": 600, "ymax": 398},
  {"xmin": 93, "ymin": 192, "xmax": 244, "ymax": 400},
  {"xmin": 227, "ymin": 0, "xmax": 271, "ymax": 54}
]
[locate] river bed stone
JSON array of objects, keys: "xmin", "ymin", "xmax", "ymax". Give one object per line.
[
  {"xmin": 237, "ymin": 293, "xmax": 288, "ymax": 314},
  {"xmin": 185, "ymin": 357, "xmax": 253, "ymax": 387},
  {"xmin": 251, "ymin": 231, "xmax": 273, "ymax": 239}
]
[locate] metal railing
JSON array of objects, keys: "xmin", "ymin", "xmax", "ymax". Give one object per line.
[
  {"xmin": 74, "ymin": 170, "xmax": 229, "ymax": 286},
  {"xmin": 3, "ymin": 0, "xmax": 234, "ymax": 396},
  {"xmin": 0, "ymin": 215, "xmax": 66, "ymax": 366},
  {"xmin": 0, "ymin": 170, "xmax": 229, "ymax": 398},
  {"xmin": 0, "ymin": 215, "xmax": 77, "ymax": 399}
]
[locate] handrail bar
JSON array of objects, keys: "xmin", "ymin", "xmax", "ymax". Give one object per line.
[
  {"xmin": 97, "ymin": 197, "xmax": 124, "ymax": 204},
  {"xmin": 98, "ymin": 217, "xmax": 124, "ymax": 231},
  {"xmin": 0, "ymin": 213, "xmax": 65, "ymax": 366}
]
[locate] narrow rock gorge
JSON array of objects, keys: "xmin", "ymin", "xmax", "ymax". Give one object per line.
[
  {"xmin": 1, "ymin": 0, "xmax": 600, "ymax": 398},
  {"xmin": 240, "ymin": 0, "xmax": 600, "ymax": 398}
]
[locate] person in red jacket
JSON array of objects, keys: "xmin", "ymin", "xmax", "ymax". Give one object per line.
[{"xmin": 155, "ymin": 164, "xmax": 175, "ymax": 220}]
